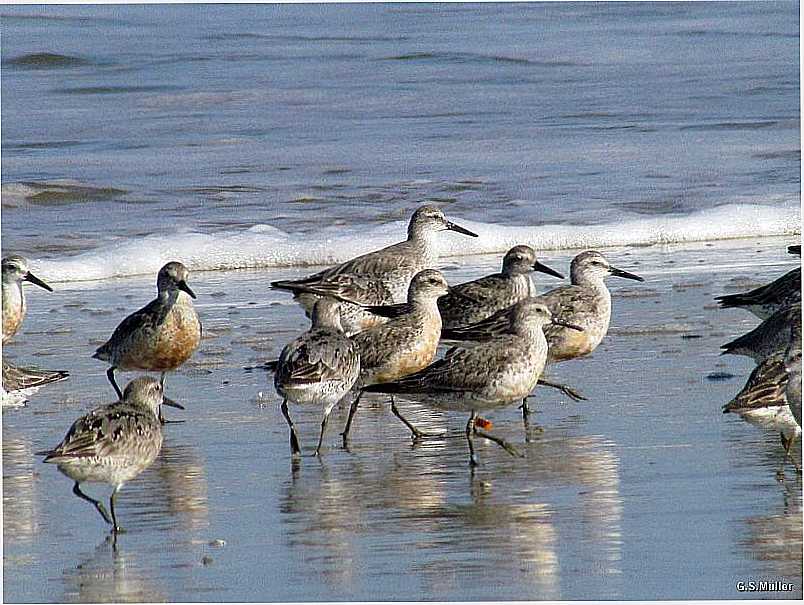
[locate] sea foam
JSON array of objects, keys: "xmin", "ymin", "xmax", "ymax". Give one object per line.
[{"xmin": 35, "ymin": 203, "xmax": 800, "ymax": 283}]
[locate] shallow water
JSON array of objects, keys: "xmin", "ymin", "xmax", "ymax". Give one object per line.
[{"xmin": 2, "ymin": 238, "xmax": 802, "ymax": 602}]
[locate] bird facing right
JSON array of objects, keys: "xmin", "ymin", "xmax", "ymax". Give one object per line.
[
  {"xmin": 2, "ymin": 254, "xmax": 53, "ymax": 344},
  {"xmin": 442, "ymin": 250, "xmax": 644, "ymax": 364},
  {"xmin": 365, "ymin": 299, "xmax": 582, "ymax": 467},
  {"xmin": 39, "ymin": 376, "xmax": 183, "ymax": 533},
  {"xmin": 93, "ymin": 262, "xmax": 201, "ymax": 401}
]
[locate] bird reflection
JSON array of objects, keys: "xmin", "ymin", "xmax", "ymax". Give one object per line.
[
  {"xmin": 122, "ymin": 440, "xmax": 210, "ymax": 533},
  {"xmin": 278, "ymin": 419, "xmax": 622, "ymax": 601},
  {"xmin": 737, "ymin": 478, "xmax": 803, "ymax": 583},
  {"xmin": 60, "ymin": 535, "xmax": 167, "ymax": 603},
  {"xmin": 2, "ymin": 433, "xmax": 40, "ymax": 545}
]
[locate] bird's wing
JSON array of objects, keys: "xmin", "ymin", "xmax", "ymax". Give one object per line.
[
  {"xmin": 277, "ymin": 330, "xmax": 359, "ymax": 384},
  {"xmin": 723, "ymin": 353, "xmax": 787, "ymax": 413},
  {"xmin": 94, "ymin": 299, "xmax": 166, "ymax": 357}
]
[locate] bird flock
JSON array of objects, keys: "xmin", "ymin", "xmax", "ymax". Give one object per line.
[
  {"xmin": 718, "ymin": 245, "xmax": 802, "ymax": 477},
  {"xmin": 3, "ymin": 205, "xmax": 800, "ymax": 536}
]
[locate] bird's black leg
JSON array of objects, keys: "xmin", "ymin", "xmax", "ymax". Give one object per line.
[
  {"xmin": 73, "ymin": 482, "xmax": 112, "ymax": 525},
  {"xmin": 340, "ymin": 390, "xmax": 363, "ymax": 446},
  {"xmin": 109, "ymin": 487, "xmax": 126, "ymax": 534},
  {"xmin": 107, "ymin": 367, "xmax": 123, "ymax": 400},
  {"xmin": 281, "ymin": 399, "xmax": 302, "ymax": 457}
]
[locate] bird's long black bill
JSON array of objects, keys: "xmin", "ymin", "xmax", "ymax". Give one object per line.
[
  {"xmin": 552, "ymin": 318, "xmax": 584, "ymax": 331},
  {"xmin": 609, "ymin": 266, "xmax": 644, "ymax": 282},
  {"xmin": 446, "ymin": 221, "xmax": 478, "ymax": 238},
  {"xmin": 162, "ymin": 396, "xmax": 185, "ymax": 410},
  {"xmin": 533, "ymin": 261, "xmax": 564, "ymax": 280},
  {"xmin": 179, "ymin": 281, "xmax": 197, "ymax": 299},
  {"xmin": 24, "ymin": 271, "xmax": 53, "ymax": 292}
]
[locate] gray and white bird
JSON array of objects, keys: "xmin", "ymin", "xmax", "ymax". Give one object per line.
[
  {"xmin": 274, "ymin": 297, "xmax": 360, "ymax": 457},
  {"xmin": 2, "ymin": 255, "xmax": 68, "ymax": 402},
  {"xmin": 722, "ymin": 345, "xmax": 802, "ymax": 475},
  {"xmin": 441, "ymin": 250, "xmax": 644, "ymax": 363},
  {"xmin": 368, "ymin": 245, "xmax": 564, "ymax": 329},
  {"xmin": 365, "ymin": 299, "xmax": 582, "ymax": 467},
  {"xmin": 716, "ymin": 263, "xmax": 801, "ymax": 320},
  {"xmin": 271, "ymin": 205, "xmax": 477, "ymax": 335},
  {"xmin": 93, "ymin": 262, "xmax": 201, "ymax": 401},
  {"xmin": 39, "ymin": 376, "xmax": 183, "ymax": 533},
  {"xmin": 2, "ymin": 254, "xmax": 53, "ymax": 344},
  {"xmin": 341, "ymin": 269, "xmax": 452, "ymax": 442},
  {"xmin": 721, "ymin": 303, "xmax": 801, "ymax": 363}
]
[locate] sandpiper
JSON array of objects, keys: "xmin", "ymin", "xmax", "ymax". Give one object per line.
[
  {"xmin": 365, "ymin": 300, "xmax": 582, "ymax": 467},
  {"xmin": 722, "ymin": 349, "xmax": 802, "ymax": 475},
  {"xmin": 716, "ymin": 258, "xmax": 801, "ymax": 319},
  {"xmin": 39, "ymin": 376, "xmax": 184, "ymax": 533},
  {"xmin": 341, "ymin": 269, "xmax": 451, "ymax": 443},
  {"xmin": 721, "ymin": 303, "xmax": 801, "ymax": 363},
  {"xmin": 442, "ymin": 251, "xmax": 643, "ymax": 362},
  {"xmin": 2, "ymin": 359, "xmax": 68, "ymax": 392},
  {"xmin": 367, "ymin": 245, "xmax": 564, "ymax": 329},
  {"xmin": 274, "ymin": 297, "xmax": 360, "ymax": 457},
  {"xmin": 271, "ymin": 205, "xmax": 478, "ymax": 335},
  {"xmin": 93, "ymin": 262, "xmax": 201, "ymax": 402},
  {"xmin": 2, "ymin": 255, "xmax": 53, "ymax": 344}
]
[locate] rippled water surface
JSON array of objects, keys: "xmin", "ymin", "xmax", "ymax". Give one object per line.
[{"xmin": 3, "ymin": 240, "xmax": 802, "ymax": 601}]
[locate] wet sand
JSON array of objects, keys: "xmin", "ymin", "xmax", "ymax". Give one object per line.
[{"xmin": 3, "ymin": 236, "xmax": 802, "ymax": 602}]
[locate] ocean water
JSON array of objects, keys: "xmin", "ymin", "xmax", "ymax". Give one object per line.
[
  {"xmin": 1, "ymin": 2, "xmax": 800, "ymax": 280},
  {"xmin": 1, "ymin": 2, "xmax": 802, "ymax": 603}
]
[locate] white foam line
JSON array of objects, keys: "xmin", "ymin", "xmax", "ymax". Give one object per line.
[{"xmin": 34, "ymin": 203, "xmax": 800, "ymax": 283}]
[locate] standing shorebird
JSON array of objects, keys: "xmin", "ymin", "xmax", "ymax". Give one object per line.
[
  {"xmin": 2, "ymin": 255, "xmax": 54, "ymax": 343},
  {"xmin": 364, "ymin": 300, "xmax": 582, "ymax": 467},
  {"xmin": 274, "ymin": 298, "xmax": 360, "ymax": 457},
  {"xmin": 93, "ymin": 262, "xmax": 201, "ymax": 402},
  {"xmin": 716, "ymin": 251, "xmax": 801, "ymax": 319},
  {"xmin": 439, "ymin": 245, "xmax": 563, "ymax": 328},
  {"xmin": 271, "ymin": 205, "xmax": 478, "ymax": 335},
  {"xmin": 720, "ymin": 303, "xmax": 801, "ymax": 363},
  {"xmin": 38, "ymin": 376, "xmax": 184, "ymax": 533},
  {"xmin": 341, "ymin": 269, "xmax": 451, "ymax": 443},
  {"xmin": 442, "ymin": 251, "xmax": 644, "ymax": 362},
  {"xmin": 722, "ymin": 347, "xmax": 802, "ymax": 476},
  {"xmin": 368, "ymin": 245, "xmax": 564, "ymax": 329},
  {"xmin": 2, "ymin": 255, "xmax": 69, "ymax": 401},
  {"xmin": 441, "ymin": 251, "xmax": 643, "ymax": 411}
]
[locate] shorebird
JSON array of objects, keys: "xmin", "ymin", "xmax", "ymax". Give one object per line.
[
  {"xmin": 274, "ymin": 297, "xmax": 360, "ymax": 457},
  {"xmin": 442, "ymin": 251, "xmax": 643, "ymax": 360},
  {"xmin": 367, "ymin": 245, "xmax": 564, "ymax": 329},
  {"xmin": 93, "ymin": 262, "xmax": 201, "ymax": 402},
  {"xmin": 2, "ymin": 359, "xmax": 68, "ymax": 402},
  {"xmin": 716, "ymin": 251, "xmax": 801, "ymax": 319},
  {"xmin": 441, "ymin": 250, "xmax": 643, "ymax": 409},
  {"xmin": 721, "ymin": 303, "xmax": 801, "ymax": 363},
  {"xmin": 364, "ymin": 300, "xmax": 582, "ymax": 467},
  {"xmin": 2, "ymin": 254, "xmax": 53, "ymax": 343},
  {"xmin": 39, "ymin": 376, "xmax": 184, "ymax": 533},
  {"xmin": 271, "ymin": 205, "xmax": 478, "ymax": 335},
  {"xmin": 341, "ymin": 269, "xmax": 451, "ymax": 443},
  {"xmin": 723, "ymin": 346, "xmax": 802, "ymax": 475}
]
